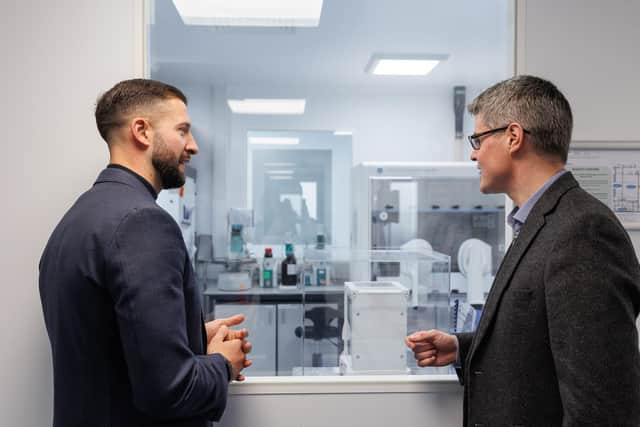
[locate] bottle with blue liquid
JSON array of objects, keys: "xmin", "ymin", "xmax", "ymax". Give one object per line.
[
  {"xmin": 312, "ymin": 233, "xmax": 330, "ymax": 286},
  {"xmin": 229, "ymin": 224, "xmax": 244, "ymax": 259}
]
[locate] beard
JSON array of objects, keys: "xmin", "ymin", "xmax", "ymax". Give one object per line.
[{"xmin": 151, "ymin": 135, "xmax": 185, "ymax": 189}]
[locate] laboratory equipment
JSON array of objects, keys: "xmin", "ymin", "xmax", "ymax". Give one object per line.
[
  {"xmin": 457, "ymin": 238, "xmax": 492, "ymax": 306},
  {"xmin": 313, "ymin": 233, "xmax": 330, "ymax": 286},
  {"xmin": 218, "ymin": 271, "xmax": 251, "ymax": 291},
  {"xmin": 301, "ymin": 258, "xmax": 313, "ymax": 287},
  {"xmin": 303, "ymin": 232, "xmax": 331, "ymax": 286},
  {"xmin": 204, "ymin": 246, "xmax": 450, "ymax": 377},
  {"xmin": 229, "ymin": 224, "xmax": 244, "ymax": 258},
  {"xmin": 260, "ymin": 247, "xmax": 277, "ymax": 288},
  {"xmin": 352, "ymin": 162, "xmax": 506, "ymax": 307},
  {"xmin": 227, "ymin": 208, "xmax": 253, "ymax": 259},
  {"xmin": 216, "ymin": 208, "xmax": 257, "ymax": 290},
  {"xmin": 194, "ymin": 233, "xmax": 214, "ymax": 288},
  {"xmin": 156, "ymin": 166, "xmax": 197, "ymax": 260},
  {"xmin": 281, "ymin": 242, "xmax": 298, "ymax": 287},
  {"xmin": 340, "ymin": 280, "xmax": 410, "ymax": 375}
]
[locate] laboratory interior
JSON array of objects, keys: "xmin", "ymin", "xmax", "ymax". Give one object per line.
[{"xmin": 3, "ymin": 1, "xmax": 640, "ymax": 426}]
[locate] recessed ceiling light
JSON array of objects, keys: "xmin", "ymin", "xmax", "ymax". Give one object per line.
[
  {"xmin": 333, "ymin": 130, "xmax": 353, "ymax": 136},
  {"xmin": 366, "ymin": 54, "xmax": 448, "ymax": 76},
  {"xmin": 172, "ymin": 0, "xmax": 324, "ymax": 27},
  {"xmin": 264, "ymin": 162, "xmax": 295, "ymax": 167},
  {"xmin": 249, "ymin": 137, "xmax": 300, "ymax": 145},
  {"xmin": 370, "ymin": 176, "xmax": 414, "ymax": 181},
  {"xmin": 228, "ymin": 99, "xmax": 306, "ymax": 115},
  {"xmin": 267, "ymin": 170, "xmax": 294, "ymax": 175}
]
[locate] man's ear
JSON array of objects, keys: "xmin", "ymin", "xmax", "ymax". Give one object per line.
[
  {"xmin": 506, "ymin": 123, "xmax": 525, "ymax": 154},
  {"xmin": 130, "ymin": 117, "xmax": 152, "ymax": 148}
]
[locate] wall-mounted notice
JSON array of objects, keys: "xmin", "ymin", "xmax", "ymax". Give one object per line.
[{"xmin": 567, "ymin": 142, "xmax": 640, "ymax": 229}]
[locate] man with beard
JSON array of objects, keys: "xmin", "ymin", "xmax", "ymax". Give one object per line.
[{"xmin": 39, "ymin": 79, "xmax": 251, "ymax": 427}]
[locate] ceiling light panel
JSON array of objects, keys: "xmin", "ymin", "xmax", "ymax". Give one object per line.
[
  {"xmin": 366, "ymin": 54, "xmax": 448, "ymax": 76},
  {"xmin": 172, "ymin": 0, "xmax": 324, "ymax": 27},
  {"xmin": 249, "ymin": 137, "xmax": 300, "ymax": 145},
  {"xmin": 228, "ymin": 98, "xmax": 306, "ymax": 115}
]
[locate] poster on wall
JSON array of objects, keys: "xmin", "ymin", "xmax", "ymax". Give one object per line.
[{"xmin": 566, "ymin": 141, "xmax": 640, "ymax": 229}]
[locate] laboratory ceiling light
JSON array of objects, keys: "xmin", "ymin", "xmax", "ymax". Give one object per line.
[
  {"xmin": 172, "ymin": 0, "xmax": 324, "ymax": 27},
  {"xmin": 249, "ymin": 136, "xmax": 300, "ymax": 145},
  {"xmin": 267, "ymin": 169, "xmax": 294, "ymax": 175},
  {"xmin": 366, "ymin": 54, "xmax": 448, "ymax": 76},
  {"xmin": 228, "ymin": 98, "xmax": 306, "ymax": 115}
]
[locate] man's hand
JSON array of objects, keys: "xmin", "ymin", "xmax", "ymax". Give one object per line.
[
  {"xmin": 205, "ymin": 314, "xmax": 247, "ymax": 342},
  {"xmin": 207, "ymin": 325, "xmax": 251, "ymax": 381},
  {"xmin": 405, "ymin": 329, "xmax": 458, "ymax": 367}
]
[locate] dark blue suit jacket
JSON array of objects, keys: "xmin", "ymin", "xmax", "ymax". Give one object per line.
[{"xmin": 39, "ymin": 166, "xmax": 229, "ymax": 427}]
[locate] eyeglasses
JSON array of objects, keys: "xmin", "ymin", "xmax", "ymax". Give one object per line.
[{"xmin": 467, "ymin": 126, "xmax": 530, "ymax": 150}]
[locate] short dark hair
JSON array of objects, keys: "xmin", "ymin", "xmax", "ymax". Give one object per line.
[
  {"xmin": 468, "ymin": 75, "xmax": 573, "ymax": 163},
  {"xmin": 94, "ymin": 79, "xmax": 187, "ymax": 142}
]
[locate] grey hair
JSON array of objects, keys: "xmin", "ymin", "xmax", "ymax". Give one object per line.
[{"xmin": 468, "ymin": 75, "xmax": 573, "ymax": 162}]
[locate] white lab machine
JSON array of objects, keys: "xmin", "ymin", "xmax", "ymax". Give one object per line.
[
  {"xmin": 351, "ymin": 162, "xmax": 507, "ymax": 307},
  {"xmin": 458, "ymin": 238, "xmax": 492, "ymax": 306},
  {"xmin": 340, "ymin": 281, "xmax": 410, "ymax": 375},
  {"xmin": 217, "ymin": 208, "xmax": 256, "ymax": 291}
]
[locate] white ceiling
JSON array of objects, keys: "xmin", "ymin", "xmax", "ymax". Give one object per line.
[{"xmin": 150, "ymin": 0, "xmax": 513, "ymax": 94}]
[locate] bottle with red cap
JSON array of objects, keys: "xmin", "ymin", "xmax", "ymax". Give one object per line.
[{"xmin": 261, "ymin": 247, "xmax": 276, "ymax": 288}]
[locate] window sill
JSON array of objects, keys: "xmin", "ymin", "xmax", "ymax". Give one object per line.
[{"xmin": 229, "ymin": 374, "xmax": 460, "ymax": 395}]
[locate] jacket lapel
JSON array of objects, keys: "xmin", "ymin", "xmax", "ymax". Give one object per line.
[
  {"xmin": 468, "ymin": 216, "xmax": 545, "ymax": 363},
  {"xmin": 466, "ymin": 172, "xmax": 579, "ymax": 365}
]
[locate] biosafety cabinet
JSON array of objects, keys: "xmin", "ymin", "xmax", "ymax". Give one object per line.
[{"xmin": 351, "ymin": 162, "xmax": 508, "ymax": 315}]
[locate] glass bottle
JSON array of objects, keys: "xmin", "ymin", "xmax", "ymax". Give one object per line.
[
  {"xmin": 261, "ymin": 247, "xmax": 276, "ymax": 288},
  {"xmin": 280, "ymin": 242, "xmax": 298, "ymax": 287}
]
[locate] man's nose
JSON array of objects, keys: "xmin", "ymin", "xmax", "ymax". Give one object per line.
[{"xmin": 186, "ymin": 135, "xmax": 199, "ymax": 155}]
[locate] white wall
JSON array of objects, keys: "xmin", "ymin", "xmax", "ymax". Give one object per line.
[
  {"xmin": 219, "ymin": 380, "xmax": 463, "ymax": 427},
  {"xmin": 0, "ymin": 1, "xmax": 140, "ymax": 425},
  {"xmin": 517, "ymin": 0, "xmax": 640, "ymax": 254}
]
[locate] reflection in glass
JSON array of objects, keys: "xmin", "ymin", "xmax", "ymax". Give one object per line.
[{"xmin": 248, "ymin": 130, "xmax": 352, "ymax": 247}]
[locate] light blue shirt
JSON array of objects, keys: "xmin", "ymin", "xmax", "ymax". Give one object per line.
[
  {"xmin": 507, "ymin": 169, "xmax": 569, "ymax": 238},
  {"xmin": 454, "ymin": 169, "xmax": 569, "ymax": 367}
]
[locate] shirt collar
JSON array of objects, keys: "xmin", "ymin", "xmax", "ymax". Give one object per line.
[
  {"xmin": 107, "ymin": 164, "xmax": 158, "ymax": 199},
  {"xmin": 509, "ymin": 169, "xmax": 569, "ymax": 235}
]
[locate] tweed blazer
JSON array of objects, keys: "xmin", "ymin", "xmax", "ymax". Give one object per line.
[
  {"xmin": 456, "ymin": 172, "xmax": 640, "ymax": 426},
  {"xmin": 39, "ymin": 167, "xmax": 229, "ymax": 427}
]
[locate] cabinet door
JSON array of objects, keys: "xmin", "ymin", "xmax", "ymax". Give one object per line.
[
  {"xmin": 300, "ymin": 303, "xmax": 341, "ymax": 370},
  {"xmin": 276, "ymin": 304, "xmax": 304, "ymax": 375},
  {"xmin": 214, "ymin": 303, "xmax": 276, "ymax": 376}
]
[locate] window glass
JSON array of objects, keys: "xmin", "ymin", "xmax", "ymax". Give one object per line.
[{"xmin": 148, "ymin": 0, "xmax": 513, "ymax": 377}]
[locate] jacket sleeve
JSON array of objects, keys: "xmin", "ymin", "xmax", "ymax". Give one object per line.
[
  {"xmin": 454, "ymin": 332, "xmax": 474, "ymax": 385},
  {"xmin": 105, "ymin": 207, "xmax": 229, "ymax": 421},
  {"xmin": 544, "ymin": 210, "xmax": 640, "ymax": 426}
]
